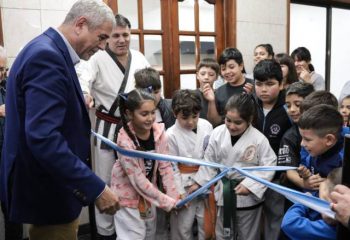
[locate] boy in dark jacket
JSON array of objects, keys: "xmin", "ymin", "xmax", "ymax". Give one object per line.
[
  {"xmin": 253, "ymin": 59, "xmax": 292, "ymax": 240},
  {"xmin": 277, "ymin": 82, "xmax": 314, "ymax": 195}
]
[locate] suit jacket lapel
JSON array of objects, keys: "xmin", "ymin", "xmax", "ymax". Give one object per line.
[{"xmin": 44, "ymin": 28, "xmax": 89, "ymax": 119}]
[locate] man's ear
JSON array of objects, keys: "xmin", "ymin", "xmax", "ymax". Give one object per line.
[
  {"xmin": 74, "ymin": 16, "xmax": 88, "ymax": 34},
  {"xmin": 325, "ymin": 133, "xmax": 337, "ymax": 147}
]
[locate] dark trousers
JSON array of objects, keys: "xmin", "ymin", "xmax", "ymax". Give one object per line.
[{"xmin": 1, "ymin": 202, "xmax": 23, "ymax": 240}]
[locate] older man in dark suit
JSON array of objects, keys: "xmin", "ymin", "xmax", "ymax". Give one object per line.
[{"xmin": 0, "ymin": 1, "xmax": 119, "ymax": 239}]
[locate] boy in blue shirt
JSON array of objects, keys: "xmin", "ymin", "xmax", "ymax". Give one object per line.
[
  {"xmin": 281, "ymin": 167, "xmax": 341, "ymax": 240},
  {"xmin": 297, "ymin": 104, "xmax": 344, "ymax": 194}
]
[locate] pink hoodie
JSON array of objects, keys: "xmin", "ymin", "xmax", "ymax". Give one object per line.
[{"xmin": 110, "ymin": 122, "xmax": 179, "ymax": 212}]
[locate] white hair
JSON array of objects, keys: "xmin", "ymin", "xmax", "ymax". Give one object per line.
[
  {"xmin": 0, "ymin": 45, "xmax": 7, "ymax": 59},
  {"xmin": 63, "ymin": 0, "xmax": 115, "ymax": 29}
]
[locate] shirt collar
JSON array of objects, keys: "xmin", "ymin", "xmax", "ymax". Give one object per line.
[{"xmin": 54, "ymin": 28, "xmax": 80, "ymax": 65}]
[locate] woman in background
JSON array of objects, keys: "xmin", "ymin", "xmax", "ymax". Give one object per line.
[
  {"xmin": 291, "ymin": 47, "xmax": 325, "ymax": 90},
  {"xmin": 275, "ymin": 53, "xmax": 298, "ymax": 89}
]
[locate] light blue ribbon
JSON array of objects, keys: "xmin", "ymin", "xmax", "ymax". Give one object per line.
[
  {"xmin": 176, "ymin": 168, "xmax": 231, "ymax": 208},
  {"xmin": 234, "ymin": 167, "xmax": 335, "ymax": 219},
  {"xmin": 92, "ymin": 130, "xmax": 335, "ymax": 218}
]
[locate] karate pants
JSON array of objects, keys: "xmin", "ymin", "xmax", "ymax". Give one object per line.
[
  {"xmin": 215, "ymin": 205, "xmax": 262, "ymax": 240},
  {"xmin": 170, "ymin": 198, "xmax": 205, "ymax": 240},
  {"xmin": 115, "ymin": 206, "xmax": 156, "ymax": 240}
]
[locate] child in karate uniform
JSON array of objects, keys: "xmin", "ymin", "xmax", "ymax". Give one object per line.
[
  {"xmin": 190, "ymin": 93, "xmax": 276, "ymax": 240},
  {"xmin": 167, "ymin": 89, "xmax": 214, "ymax": 240}
]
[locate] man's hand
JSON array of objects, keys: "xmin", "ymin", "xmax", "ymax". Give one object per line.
[
  {"xmin": 330, "ymin": 184, "xmax": 350, "ymax": 227},
  {"xmin": 0, "ymin": 104, "xmax": 5, "ymax": 117},
  {"xmin": 95, "ymin": 185, "xmax": 119, "ymax": 215},
  {"xmin": 83, "ymin": 93, "xmax": 94, "ymax": 109}
]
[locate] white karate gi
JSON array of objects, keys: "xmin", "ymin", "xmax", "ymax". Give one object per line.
[
  {"xmin": 77, "ymin": 49, "xmax": 149, "ymax": 236},
  {"xmin": 167, "ymin": 119, "xmax": 213, "ymax": 240},
  {"xmin": 194, "ymin": 124, "xmax": 276, "ymax": 240}
]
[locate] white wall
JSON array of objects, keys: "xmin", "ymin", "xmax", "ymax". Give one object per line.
[
  {"xmin": 289, "ymin": 4, "xmax": 327, "ymax": 82},
  {"xmin": 0, "ymin": 0, "xmax": 77, "ymax": 66},
  {"xmin": 237, "ymin": 0, "xmax": 288, "ymax": 74},
  {"xmin": 290, "ymin": 4, "xmax": 350, "ymax": 99},
  {"xmin": 330, "ymin": 8, "xmax": 350, "ymax": 99}
]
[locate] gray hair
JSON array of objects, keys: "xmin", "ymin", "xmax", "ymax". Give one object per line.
[
  {"xmin": 63, "ymin": 0, "xmax": 115, "ymax": 30},
  {"xmin": 0, "ymin": 45, "xmax": 7, "ymax": 59}
]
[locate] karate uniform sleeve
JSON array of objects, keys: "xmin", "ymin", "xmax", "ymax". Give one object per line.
[
  {"xmin": 166, "ymin": 128, "xmax": 186, "ymax": 195},
  {"xmin": 157, "ymin": 131, "xmax": 180, "ymax": 201},
  {"xmin": 193, "ymin": 134, "xmax": 218, "ymax": 187},
  {"xmin": 281, "ymin": 203, "xmax": 336, "ymax": 240}
]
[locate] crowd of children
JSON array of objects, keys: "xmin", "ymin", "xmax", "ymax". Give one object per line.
[{"xmin": 106, "ymin": 44, "xmax": 348, "ymax": 240}]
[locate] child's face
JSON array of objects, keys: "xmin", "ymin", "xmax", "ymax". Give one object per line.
[
  {"xmin": 254, "ymin": 46, "xmax": 272, "ymax": 65},
  {"xmin": 255, "ymin": 78, "xmax": 282, "ymax": 106},
  {"xmin": 128, "ymin": 100, "xmax": 156, "ymax": 133},
  {"xmin": 340, "ymin": 98, "xmax": 350, "ymax": 125},
  {"xmin": 176, "ymin": 111, "xmax": 199, "ymax": 131},
  {"xmin": 220, "ymin": 59, "xmax": 244, "ymax": 86},
  {"xmin": 152, "ymin": 89, "xmax": 161, "ymax": 107},
  {"xmin": 285, "ymin": 94, "xmax": 304, "ymax": 123},
  {"xmin": 197, "ymin": 66, "xmax": 217, "ymax": 88},
  {"xmin": 225, "ymin": 109, "xmax": 249, "ymax": 136},
  {"xmin": 299, "ymin": 128, "xmax": 334, "ymax": 157}
]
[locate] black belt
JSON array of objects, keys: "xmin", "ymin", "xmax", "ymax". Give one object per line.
[{"xmin": 94, "ymin": 106, "xmax": 121, "ymax": 149}]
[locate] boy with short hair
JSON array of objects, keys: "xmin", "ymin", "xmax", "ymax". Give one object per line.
[
  {"xmin": 281, "ymin": 167, "xmax": 341, "ymax": 240},
  {"xmin": 300, "ymin": 90, "xmax": 339, "ymax": 114},
  {"xmin": 297, "ymin": 104, "xmax": 344, "ymax": 191},
  {"xmin": 167, "ymin": 89, "xmax": 214, "ymax": 240},
  {"xmin": 134, "ymin": 67, "xmax": 175, "ymax": 129},
  {"xmin": 282, "ymin": 90, "xmax": 339, "ymax": 192},
  {"xmin": 254, "ymin": 59, "xmax": 293, "ymax": 240},
  {"xmin": 205, "ymin": 48, "xmax": 253, "ymax": 126},
  {"xmin": 195, "ymin": 58, "xmax": 219, "ymax": 120},
  {"xmin": 277, "ymin": 82, "xmax": 314, "ymax": 191}
]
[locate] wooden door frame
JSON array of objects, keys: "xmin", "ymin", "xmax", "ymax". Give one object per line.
[{"xmin": 105, "ymin": 0, "xmax": 228, "ymax": 98}]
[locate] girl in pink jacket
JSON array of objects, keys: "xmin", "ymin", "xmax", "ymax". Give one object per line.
[{"xmin": 110, "ymin": 88, "xmax": 179, "ymax": 239}]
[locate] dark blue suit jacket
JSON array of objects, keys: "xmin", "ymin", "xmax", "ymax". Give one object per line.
[{"xmin": 0, "ymin": 28, "xmax": 105, "ymax": 224}]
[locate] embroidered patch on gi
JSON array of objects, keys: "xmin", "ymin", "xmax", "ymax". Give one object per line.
[
  {"xmin": 242, "ymin": 145, "xmax": 256, "ymax": 162},
  {"xmin": 270, "ymin": 124, "xmax": 281, "ymax": 135}
]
